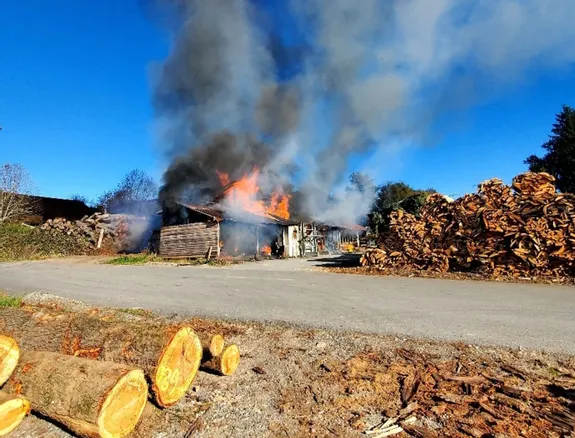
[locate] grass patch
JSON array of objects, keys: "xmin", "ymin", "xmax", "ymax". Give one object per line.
[
  {"xmin": 105, "ymin": 254, "xmax": 244, "ymax": 266},
  {"xmin": 119, "ymin": 307, "xmax": 154, "ymax": 317},
  {"xmin": 0, "ymin": 222, "xmax": 91, "ymax": 262},
  {"xmin": 105, "ymin": 254, "xmax": 161, "ymax": 265},
  {"xmin": 0, "ymin": 294, "xmax": 22, "ymax": 308},
  {"xmin": 172, "ymin": 257, "xmax": 244, "ymax": 266}
]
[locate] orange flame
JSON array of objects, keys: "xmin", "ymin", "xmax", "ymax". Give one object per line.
[
  {"xmin": 261, "ymin": 245, "xmax": 272, "ymax": 256},
  {"xmin": 217, "ymin": 170, "xmax": 230, "ymax": 187},
  {"xmin": 217, "ymin": 168, "xmax": 290, "ymax": 220}
]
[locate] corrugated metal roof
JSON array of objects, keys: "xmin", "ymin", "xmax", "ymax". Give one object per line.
[
  {"xmin": 176, "ymin": 202, "xmax": 299, "ymax": 226},
  {"xmin": 316, "ymin": 222, "xmax": 367, "ymax": 232},
  {"xmin": 179, "ymin": 203, "xmax": 224, "ymax": 221},
  {"xmin": 342, "ymin": 223, "xmax": 367, "ymax": 232}
]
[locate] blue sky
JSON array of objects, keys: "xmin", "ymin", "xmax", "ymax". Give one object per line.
[{"xmin": 1, "ymin": 1, "xmax": 573, "ymax": 201}]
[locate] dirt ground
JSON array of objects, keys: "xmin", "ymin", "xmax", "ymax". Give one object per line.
[
  {"xmin": 3, "ymin": 294, "xmax": 575, "ymax": 438},
  {"xmin": 320, "ymin": 259, "xmax": 575, "ymax": 286}
]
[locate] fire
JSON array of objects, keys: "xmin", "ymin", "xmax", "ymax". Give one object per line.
[
  {"xmin": 261, "ymin": 245, "xmax": 272, "ymax": 256},
  {"xmin": 216, "ymin": 170, "xmax": 230, "ymax": 187},
  {"xmin": 217, "ymin": 168, "xmax": 290, "ymax": 220},
  {"xmin": 268, "ymin": 193, "xmax": 290, "ymax": 220}
]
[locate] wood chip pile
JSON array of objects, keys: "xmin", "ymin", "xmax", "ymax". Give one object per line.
[
  {"xmin": 0, "ymin": 308, "xmax": 240, "ymax": 438},
  {"xmin": 361, "ymin": 172, "xmax": 575, "ymax": 279},
  {"xmin": 40, "ymin": 213, "xmax": 132, "ymax": 249},
  {"xmin": 393, "ymin": 350, "xmax": 575, "ymax": 437},
  {"xmin": 284, "ymin": 348, "xmax": 575, "ymax": 437}
]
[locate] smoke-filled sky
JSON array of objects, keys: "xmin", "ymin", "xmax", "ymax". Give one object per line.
[
  {"xmin": 1, "ymin": 0, "xmax": 574, "ymax": 213},
  {"xmin": 154, "ymin": 0, "xmax": 575, "ymax": 223}
]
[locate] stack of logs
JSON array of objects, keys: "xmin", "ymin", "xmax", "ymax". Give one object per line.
[
  {"xmin": 40, "ymin": 213, "xmax": 131, "ymax": 249},
  {"xmin": 361, "ymin": 172, "xmax": 575, "ymax": 279},
  {"xmin": 0, "ymin": 309, "xmax": 240, "ymax": 437}
]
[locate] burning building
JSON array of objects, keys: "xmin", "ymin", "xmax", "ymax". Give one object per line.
[
  {"xmin": 155, "ymin": 202, "xmax": 303, "ymax": 259},
  {"xmin": 155, "ymin": 167, "xmax": 304, "ymax": 258},
  {"xmin": 153, "ymin": 166, "xmax": 365, "ymax": 259}
]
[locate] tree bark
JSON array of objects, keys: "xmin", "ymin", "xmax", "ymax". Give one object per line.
[
  {"xmin": 0, "ymin": 335, "xmax": 19, "ymax": 386},
  {"xmin": 0, "ymin": 308, "xmax": 203, "ymax": 407},
  {"xmin": 3, "ymin": 351, "xmax": 148, "ymax": 438},
  {"xmin": 201, "ymin": 344, "xmax": 240, "ymax": 376},
  {"xmin": 0, "ymin": 391, "xmax": 30, "ymax": 437}
]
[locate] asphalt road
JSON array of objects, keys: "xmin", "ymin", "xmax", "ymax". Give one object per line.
[{"xmin": 1, "ymin": 257, "xmax": 574, "ymax": 353}]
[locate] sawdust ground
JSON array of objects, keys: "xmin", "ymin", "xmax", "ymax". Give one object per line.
[
  {"xmin": 8, "ymin": 296, "xmax": 575, "ymax": 438},
  {"xmin": 321, "ymin": 265, "xmax": 575, "ymax": 285}
]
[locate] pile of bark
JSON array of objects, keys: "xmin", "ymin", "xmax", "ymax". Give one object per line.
[
  {"xmin": 361, "ymin": 172, "xmax": 575, "ymax": 279},
  {"xmin": 288, "ymin": 347, "xmax": 575, "ymax": 437},
  {"xmin": 40, "ymin": 213, "xmax": 132, "ymax": 249},
  {"xmin": 0, "ymin": 307, "xmax": 240, "ymax": 437}
]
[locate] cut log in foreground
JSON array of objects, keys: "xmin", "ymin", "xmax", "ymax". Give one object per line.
[
  {"xmin": 201, "ymin": 344, "xmax": 240, "ymax": 376},
  {"xmin": 153, "ymin": 327, "xmax": 203, "ymax": 406},
  {"xmin": 4, "ymin": 351, "xmax": 147, "ymax": 438},
  {"xmin": 0, "ymin": 309, "xmax": 203, "ymax": 407},
  {"xmin": 0, "ymin": 335, "xmax": 19, "ymax": 386},
  {"xmin": 0, "ymin": 391, "xmax": 30, "ymax": 437},
  {"xmin": 198, "ymin": 333, "xmax": 225, "ymax": 358}
]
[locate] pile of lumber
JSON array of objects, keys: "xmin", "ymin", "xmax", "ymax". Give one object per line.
[
  {"xmin": 40, "ymin": 213, "xmax": 132, "ymax": 249},
  {"xmin": 0, "ymin": 308, "xmax": 241, "ymax": 437},
  {"xmin": 361, "ymin": 172, "xmax": 575, "ymax": 279}
]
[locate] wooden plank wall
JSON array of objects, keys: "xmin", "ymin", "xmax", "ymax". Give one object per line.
[{"xmin": 159, "ymin": 222, "xmax": 219, "ymax": 258}]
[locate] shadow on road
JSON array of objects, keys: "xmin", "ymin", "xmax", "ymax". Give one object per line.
[{"xmin": 309, "ymin": 254, "xmax": 361, "ymax": 268}]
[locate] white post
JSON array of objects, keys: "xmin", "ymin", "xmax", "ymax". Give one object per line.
[{"xmin": 97, "ymin": 228, "xmax": 104, "ymax": 249}]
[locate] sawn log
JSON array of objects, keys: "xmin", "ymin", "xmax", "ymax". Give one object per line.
[
  {"xmin": 0, "ymin": 335, "xmax": 19, "ymax": 386},
  {"xmin": 0, "ymin": 308, "xmax": 202, "ymax": 407},
  {"xmin": 0, "ymin": 391, "xmax": 30, "ymax": 437},
  {"xmin": 3, "ymin": 351, "xmax": 147, "ymax": 438}
]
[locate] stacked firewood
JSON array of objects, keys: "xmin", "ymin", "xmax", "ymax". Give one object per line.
[
  {"xmin": 361, "ymin": 172, "xmax": 575, "ymax": 279},
  {"xmin": 40, "ymin": 213, "xmax": 130, "ymax": 248},
  {"xmin": 0, "ymin": 308, "xmax": 240, "ymax": 437}
]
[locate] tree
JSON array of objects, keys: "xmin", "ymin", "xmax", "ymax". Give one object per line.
[
  {"xmin": 369, "ymin": 182, "xmax": 436, "ymax": 234},
  {"xmin": 525, "ymin": 105, "xmax": 575, "ymax": 193},
  {"xmin": 0, "ymin": 163, "xmax": 37, "ymax": 223},
  {"xmin": 70, "ymin": 194, "xmax": 90, "ymax": 205},
  {"xmin": 373, "ymin": 181, "xmax": 418, "ymax": 212},
  {"xmin": 97, "ymin": 170, "xmax": 158, "ymax": 213},
  {"xmin": 346, "ymin": 172, "xmax": 376, "ymax": 195}
]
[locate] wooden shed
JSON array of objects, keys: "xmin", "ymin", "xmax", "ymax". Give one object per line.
[
  {"xmin": 155, "ymin": 222, "xmax": 220, "ymax": 259},
  {"xmin": 155, "ymin": 202, "xmax": 300, "ymax": 259}
]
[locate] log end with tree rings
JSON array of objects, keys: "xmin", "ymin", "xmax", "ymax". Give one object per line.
[
  {"xmin": 153, "ymin": 327, "xmax": 202, "ymax": 407},
  {"xmin": 3, "ymin": 351, "xmax": 149, "ymax": 438},
  {"xmin": 208, "ymin": 334, "xmax": 224, "ymax": 357},
  {"xmin": 97, "ymin": 369, "xmax": 148, "ymax": 438},
  {"xmin": 221, "ymin": 344, "xmax": 240, "ymax": 376},
  {"xmin": 0, "ymin": 392, "xmax": 30, "ymax": 437},
  {"xmin": 0, "ymin": 336, "xmax": 19, "ymax": 386},
  {"xmin": 202, "ymin": 344, "xmax": 241, "ymax": 376}
]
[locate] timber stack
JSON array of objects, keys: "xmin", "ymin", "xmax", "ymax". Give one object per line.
[
  {"xmin": 361, "ymin": 172, "xmax": 575, "ymax": 280},
  {"xmin": 40, "ymin": 213, "xmax": 131, "ymax": 249},
  {"xmin": 0, "ymin": 308, "xmax": 241, "ymax": 437}
]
